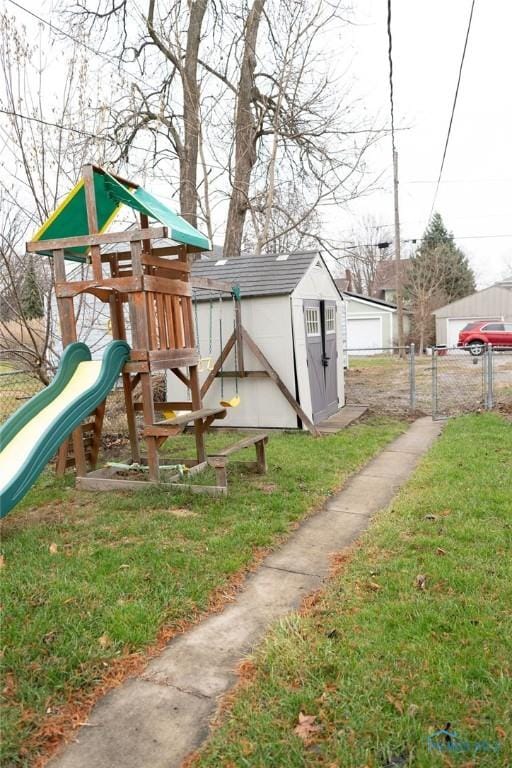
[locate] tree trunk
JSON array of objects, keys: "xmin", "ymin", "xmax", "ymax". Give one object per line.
[
  {"xmin": 223, "ymin": 0, "xmax": 265, "ymax": 257},
  {"xmin": 180, "ymin": 0, "xmax": 208, "ymax": 227}
]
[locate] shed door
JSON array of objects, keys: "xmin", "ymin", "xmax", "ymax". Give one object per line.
[{"xmin": 304, "ymin": 300, "xmax": 339, "ymax": 423}]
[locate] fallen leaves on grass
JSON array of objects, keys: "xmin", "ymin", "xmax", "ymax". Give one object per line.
[
  {"xmin": 385, "ymin": 693, "xmax": 404, "ymax": 714},
  {"xmin": 415, "ymin": 574, "xmax": 427, "ymax": 590},
  {"xmin": 49, "ymin": 543, "xmax": 58, "ymax": 555},
  {"xmin": 294, "ymin": 712, "xmax": 322, "ymax": 742},
  {"xmin": 28, "ymin": 554, "xmax": 270, "ymax": 767},
  {"xmin": 98, "ymin": 634, "xmax": 111, "ymax": 649},
  {"xmin": 236, "ymin": 659, "xmax": 257, "ymax": 685},
  {"xmin": 436, "ymin": 547, "xmax": 446, "ymax": 555},
  {"xmin": 0, "ymin": 554, "xmax": 5, "ymax": 568},
  {"xmin": 2, "ymin": 672, "xmax": 16, "ymax": 696}
]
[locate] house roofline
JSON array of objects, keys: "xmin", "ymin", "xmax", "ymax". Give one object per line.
[
  {"xmin": 343, "ymin": 291, "xmax": 397, "ymax": 312},
  {"xmin": 433, "ymin": 284, "xmax": 512, "ymax": 316}
]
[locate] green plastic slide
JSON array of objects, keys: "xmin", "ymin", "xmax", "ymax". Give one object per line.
[{"xmin": 0, "ymin": 341, "xmax": 130, "ymax": 518}]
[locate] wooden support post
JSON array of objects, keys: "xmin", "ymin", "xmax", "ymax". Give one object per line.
[
  {"xmin": 141, "ymin": 372, "xmax": 159, "ymax": 481},
  {"xmin": 208, "ymin": 457, "xmax": 228, "ymax": 488},
  {"xmin": 89, "ymin": 401, "xmax": 106, "ymax": 469},
  {"xmin": 109, "ymin": 255, "xmax": 141, "ymax": 463},
  {"xmin": 140, "ymin": 213, "xmax": 151, "ymax": 256},
  {"xmin": 189, "ymin": 365, "xmax": 206, "ymax": 463},
  {"xmin": 55, "ymin": 441, "xmax": 69, "ymax": 476},
  {"xmin": 53, "ymin": 248, "xmax": 88, "ymax": 475},
  {"xmin": 234, "ymin": 297, "xmax": 245, "ymax": 376},
  {"xmin": 241, "ymin": 326, "xmax": 321, "ymax": 436},
  {"xmin": 255, "ymin": 439, "xmax": 267, "ymax": 474},
  {"xmin": 82, "ymin": 164, "xmax": 103, "ymax": 281}
]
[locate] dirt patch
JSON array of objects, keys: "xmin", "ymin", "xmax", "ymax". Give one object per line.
[
  {"xmin": 346, "ymin": 352, "xmax": 512, "ymax": 417},
  {"xmin": 164, "ymin": 507, "xmax": 199, "ymax": 518},
  {"xmin": 0, "ymin": 496, "xmax": 93, "ymax": 534},
  {"xmin": 252, "ymin": 482, "xmax": 277, "ymax": 493}
]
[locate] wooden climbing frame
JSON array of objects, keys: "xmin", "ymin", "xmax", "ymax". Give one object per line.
[{"xmin": 27, "ymin": 164, "xmax": 267, "ymax": 495}]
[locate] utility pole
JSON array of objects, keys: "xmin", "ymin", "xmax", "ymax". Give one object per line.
[{"xmin": 393, "ymin": 148, "xmax": 405, "ymax": 353}]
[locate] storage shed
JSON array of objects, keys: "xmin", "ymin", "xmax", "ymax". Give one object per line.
[
  {"xmin": 343, "ymin": 292, "xmax": 410, "ymax": 355},
  {"xmin": 433, "ymin": 282, "xmax": 512, "ymax": 347},
  {"xmin": 168, "ymin": 250, "xmax": 345, "ymax": 429}
]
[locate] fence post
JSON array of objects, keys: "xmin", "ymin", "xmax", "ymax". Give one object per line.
[
  {"xmin": 432, "ymin": 347, "xmax": 438, "ymax": 419},
  {"xmin": 485, "ymin": 343, "xmax": 494, "ymax": 410},
  {"xmin": 408, "ymin": 343, "xmax": 416, "ymax": 410}
]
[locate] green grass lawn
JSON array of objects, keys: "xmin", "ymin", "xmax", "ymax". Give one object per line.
[
  {"xmin": 0, "ymin": 418, "xmax": 404, "ymax": 766},
  {"xmin": 195, "ymin": 414, "xmax": 512, "ymax": 768},
  {"xmin": 347, "ymin": 355, "xmax": 403, "ymax": 369}
]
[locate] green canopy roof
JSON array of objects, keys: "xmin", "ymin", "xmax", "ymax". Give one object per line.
[{"xmin": 32, "ymin": 167, "xmax": 211, "ymax": 260}]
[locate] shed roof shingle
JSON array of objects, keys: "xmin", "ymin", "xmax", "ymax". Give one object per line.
[{"xmin": 191, "ymin": 250, "xmax": 318, "ymax": 299}]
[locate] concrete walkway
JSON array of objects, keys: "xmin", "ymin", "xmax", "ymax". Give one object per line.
[{"xmin": 49, "ymin": 417, "xmax": 442, "ymax": 768}]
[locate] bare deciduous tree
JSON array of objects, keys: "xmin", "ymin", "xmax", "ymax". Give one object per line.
[
  {"xmin": 61, "ymin": 0, "xmax": 381, "ymax": 257},
  {"xmin": 0, "ymin": 12, "xmax": 113, "ymax": 381},
  {"xmin": 407, "ymin": 245, "xmax": 450, "ymax": 352},
  {"xmin": 341, "ymin": 216, "xmax": 393, "ymax": 294}
]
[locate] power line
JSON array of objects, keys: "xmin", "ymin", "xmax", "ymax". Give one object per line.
[
  {"xmin": 386, "ymin": 0, "xmax": 398, "ymax": 158},
  {"xmin": 6, "ymin": 0, "xmax": 149, "ymax": 90},
  {"xmin": 0, "ymin": 106, "xmax": 123, "ymax": 143},
  {"xmin": 329, "ymin": 233, "xmax": 512, "ymax": 250},
  {"xmin": 404, "ymin": 178, "xmax": 512, "ymax": 185},
  {"xmin": 386, "ymin": 0, "xmax": 405, "ymax": 349},
  {"xmin": 428, "ymin": 0, "xmax": 477, "ymax": 220},
  {"xmin": 7, "ymin": 0, "xmax": 399, "ymax": 143}
]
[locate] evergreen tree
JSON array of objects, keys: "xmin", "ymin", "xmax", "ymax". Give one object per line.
[
  {"xmin": 416, "ymin": 212, "xmax": 475, "ymax": 301},
  {"xmin": 407, "ymin": 213, "xmax": 476, "ymax": 349},
  {"xmin": 20, "ymin": 256, "xmax": 44, "ymax": 319}
]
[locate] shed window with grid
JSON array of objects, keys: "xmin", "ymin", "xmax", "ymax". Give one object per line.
[
  {"xmin": 325, "ymin": 306, "xmax": 336, "ymax": 334},
  {"xmin": 305, "ymin": 307, "xmax": 320, "ymax": 336}
]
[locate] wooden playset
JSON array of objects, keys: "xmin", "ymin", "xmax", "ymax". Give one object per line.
[{"xmin": 25, "ymin": 164, "xmax": 269, "ymax": 495}]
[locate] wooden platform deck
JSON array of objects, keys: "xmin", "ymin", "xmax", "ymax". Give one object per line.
[{"xmin": 316, "ymin": 405, "xmax": 368, "ymax": 435}]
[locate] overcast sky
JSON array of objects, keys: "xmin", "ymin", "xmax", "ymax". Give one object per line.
[
  {"xmin": 330, "ymin": 0, "xmax": 512, "ymax": 287},
  {"xmin": 3, "ymin": 0, "xmax": 511, "ymax": 288}
]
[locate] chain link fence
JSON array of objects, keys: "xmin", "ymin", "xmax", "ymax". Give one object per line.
[
  {"xmin": 0, "ymin": 365, "xmax": 43, "ymax": 424},
  {"xmin": 345, "ymin": 345, "xmax": 512, "ymax": 419},
  {"xmin": 344, "ymin": 345, "xmax": 431, "ymax": 415},
  {"xmin": 0, "ymin": 365, "xmax": 166, "ymax": 441},
  {"xmin": 432, "ymin": 345, "xmax": 512, "ymax": 419},
  {"xmin": 1, "ymin": 348, "xmax": 510, "ymax": 430}
]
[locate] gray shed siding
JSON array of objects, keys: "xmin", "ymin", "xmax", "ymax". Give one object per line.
[{"xmin": 434, "ymin": 286, "xmax": 512, "ymax": 345}]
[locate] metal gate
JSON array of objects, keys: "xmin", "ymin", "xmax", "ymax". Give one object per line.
[{"xmin": 431, "ymin": 345, "xmax": 505, "ymax": 419}]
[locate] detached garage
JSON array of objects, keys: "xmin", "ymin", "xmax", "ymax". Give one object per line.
[
  {"xmin": 434, "ymin": 282, "xmax": 512, "ymax": 347},
  {"xmin": 343, "ymin": 292, "xmax": 396, "ymax": 355}
]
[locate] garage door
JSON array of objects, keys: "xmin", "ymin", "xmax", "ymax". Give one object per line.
[
  {"xmin": 347, "ymin": 316, "xmax": 381, "ymax": 355},
  {"xmin": 446, "ymin": 318, "xmax": 499, "ymax": 348}
]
